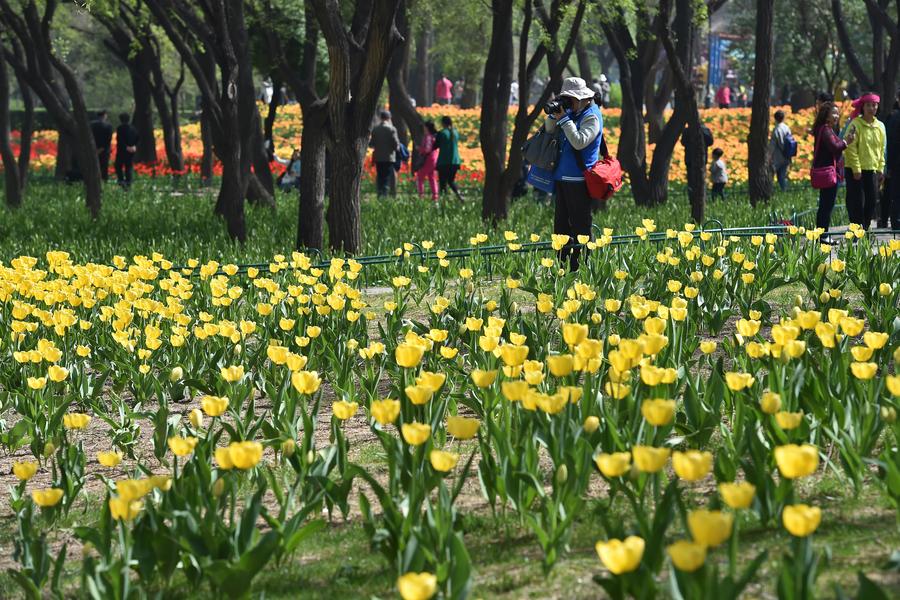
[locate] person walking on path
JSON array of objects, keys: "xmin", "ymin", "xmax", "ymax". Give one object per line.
[
  {"xmin": 415, "ymin": 121, "xmax": 440, "ymax": 202},
  {"xmin": 769, "ymin": 110, "xmax": 794, "ymax": 191},
  {"xmin": 715, "ymin": 83, "xmax": 731, "ymax": 109},
  {"xmin": 709, "ymin": 148, "xmax": 728, "ymax": 201},
  {"xmin": 812, "ymin": 102, "xmax": 854, "ymax": 231},
  {"xmin": 436, "ymin": 116, "xmax": 464, "ymax": 202},
  {"xmin": 114, "ymin": 112, "xmax": 139, "ymax": 189},
  {"xmin": 844, "ymin": 93, "xmax": 886, "ymax": 230},
  {"xmin": 435, "ymin": 74, "xmax": 453, "ymax": 106},
  {"xmin": 544, "ymin": 76, "xmax": 603, "ymax": 271},
  {"xmin": 369, "ymin": 111, "xmax": 401, "ymax": 197},
  {"xmin": 90, "ymin": 110, "xmax": 113, "ymax": 182},
  {"xmin": 883, "ymin": 90, "xmax": 900, "ymax": 229}
]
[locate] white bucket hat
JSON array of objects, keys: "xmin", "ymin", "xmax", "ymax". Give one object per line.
[{"xmin": 559, "ymin": 77, "xmax": 595, "ymax": 100}]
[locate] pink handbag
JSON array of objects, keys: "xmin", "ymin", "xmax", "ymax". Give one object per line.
[{"xmin": 810, "ymin": 129, "xmax": 838, "ymax": 189}]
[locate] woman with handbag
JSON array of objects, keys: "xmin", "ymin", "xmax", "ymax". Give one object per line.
[
  {"xmin": 811, "ymin": 102, "xmax": 854, "ymax": 231},
  {"xmin": 544, "ymin": 77, "xmax": 603, "ymax": 271}
]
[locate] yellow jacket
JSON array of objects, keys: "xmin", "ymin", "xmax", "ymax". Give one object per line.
[{"xmin": 844, "ymin": 116, "xmax": 886, "ymax": 173}]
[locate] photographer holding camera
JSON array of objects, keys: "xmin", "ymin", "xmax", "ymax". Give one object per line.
[{"xmin": 544, "ymin": 77, "xmax": 603, "ymax": 270}]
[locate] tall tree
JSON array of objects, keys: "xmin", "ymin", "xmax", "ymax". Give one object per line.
[
  {"xmin": 146, "ymin": 0, "xmax": 271, "ymax": 242},
  {"xmin": 92, "ymin": 1, "xmax": 186, "ymax": 174},
  {"xmin": 832, "ymin": 0, "xmax": 900, "ymax": 117},
  {"xmin": 748, "ymin": 0, "xmax": 775, "ymax": 205},
  {"xmin": 658, "ymin": 0, "xmax": 706, "ymax": 222},
  {"xmin": 480, "ymin": 0, "xmax": 586, "ymax": 223},
  {"xmin": 388, "ymin": 0, "xmax": 423, "ymax": 146},
  {"xmin": 0, "ymin": 0, "xmax": 102, "ymax": 217},
  {"xmin": 311, "ymin": 0, "xmax": 403, "ymax": 253},
  {"xmin": 0, "ymin": 54, "xmax": 22, "ymax": 208},
  {"xmin": 253, "ymin": 0, "xmax": 327, "ymax": 250},
  {"xmin": 601, "ymin": 3, "xmax": 684, "ymax": 207},
  {"xmin": 93, "ymin": 7, "xmax": 157, "ymax": 165}
]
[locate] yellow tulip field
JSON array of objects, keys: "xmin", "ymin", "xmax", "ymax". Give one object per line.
[{"xmin": 2, "ymin": 222, "xmax": 900, "ymax": 599}]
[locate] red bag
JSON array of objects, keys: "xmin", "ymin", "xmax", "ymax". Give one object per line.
[{"xmin": 576, "ymin": 137, "xmax": 624, "ymax": 202}]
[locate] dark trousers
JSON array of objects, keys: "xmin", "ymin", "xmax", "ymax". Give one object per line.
[
  {"xmin": 845, "ymin": 168, "xmax": 877, "ymax": 229},
  {"xmin": 816, "ymin": 185, "xmax": 838, "ymax": 231},
  {"xmin": 889, "ymin": 175, "xmax": 900, "ymax": 230},
  {"xmin": 98, "ymin": 148, "xmax": 110, "ymax": 181},
  {"xmin": 115, "ymin": 154, "xmax": 134, "ymax": 188},
  {"xmin": 437, "ymin": 164, "xmax": 462, "ymax": 199},
  {"xmin": 375, "ymin": 161, "xmax": 395, "ymax": 197},
  {"xmin": 554, "ymin": 181, "xmax": 592, "ymax": 271},
  {"xmin": 711, "ymin": 182, "xmax": 726, "ymax": 201}
]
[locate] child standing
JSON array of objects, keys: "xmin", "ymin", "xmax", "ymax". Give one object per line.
[{"xmin": 710, "ymin": 148, "xmax": 727, "ymax": 200}]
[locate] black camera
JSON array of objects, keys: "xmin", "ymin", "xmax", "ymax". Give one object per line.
[{"xmin": 543, "ymin": 97, "xmax": 572, "ymax": 115}]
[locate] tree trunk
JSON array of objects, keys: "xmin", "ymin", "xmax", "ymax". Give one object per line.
[
  {"xmin": 55, "ymin": 129, "xmax": 73, "ymax": 181},
  {"xmin": 298, "ymin": 115, "xmax": 326, "ymax": 250},
  {"xmin": 479, "ymin": 0, "xmax": 514, "ymax": 223},
  {"xmin": 0, "ymin": 55, "xmax": 22, "ymax": 208},
  {"xmin": 216, "ymin": 150, "xmax": 247, "ymax": 241},
  {"xmin": 264, "ymin": 77, "xmax": 280, "ymax": 156},
  {"xmin": 575, "ymin": 33, "xmax": 593, "ymax": 82},
  {"xmin": 200, "ymin": 107, "xmax": 214, "ymax": 185},
  {"xmin": 248, "ymin": 109, "xmax": 275, "ymax": 205},
  {"xmin": 748, "ymin": 0, "xmax": 775, "ymax": 205},
  {"xmin": 16, "ymin": 71, "xmax": 32, "ymax": 186},
  {"xmin": 130, "ymin": 63, "xmax": 157, "ymax": 164},
  {"xmin": 388, "ymin": 0, "xmax": 422, "ymax": 147},
  {"xmin": 413, "ymin": 20, "xmax": 432, "ymax": 106},
  {"xmin": 326, "ymin": 139, "xmax": 366, "ymax": 253}
]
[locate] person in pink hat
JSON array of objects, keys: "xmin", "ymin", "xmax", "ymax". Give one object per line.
[{"xmin": 844, "ymin": 92, "xmax": 886, "ymax": 229}]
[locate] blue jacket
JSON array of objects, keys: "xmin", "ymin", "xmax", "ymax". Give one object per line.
[{"xmin": 546, "ymin": 104, "xmax": 603, "ymax": 182}]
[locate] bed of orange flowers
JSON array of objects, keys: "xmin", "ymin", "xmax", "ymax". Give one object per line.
[{"xmin": 8, "ymin": 103, "xmax": 837, "ymax": 184}]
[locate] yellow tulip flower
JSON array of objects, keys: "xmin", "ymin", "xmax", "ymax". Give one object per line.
[
  {"xmin": 429, "ymin": 450, "xmax": 459, "ymax": 473},
  {"xmin": 291, "ymin": 370, "xmax": 322, "ymax": 394},
  {"xmin": 672, "ymin": 450, "xmax": 713, "ymax": 481},
  {"xmin": 332, "ymin": 401, "xmax": 358, "ymax": 420},
  {"xmin": 632, "ymin": 446, "xmax": 670, "ymax": 473},
  {"xmin": 63, "ymin": 413, "xmax": 91, "ymax": 430},
  {"xmin": 395, "ymin": 343, "xmax": 425, "ymax": 368},
  {"xmin": 782, "ymin": 504, "xmax": 822, "ymax": 537},
  {"xmin": 725, "ymin": 372, "xmax": 754, "ymax": 391},
  {"xmin": 667, "ymin": 540, "xmax": 707, "ymax": 572},
  {"xmin": 109, "ymin": 496, "xmax": 143, "ymax": 521},
  {"xmin": 47, "ymin": 365, "xmax": 68, "ymax": 382},
  {"xmin": 201, "ymin": 395, "xmax": 229, "ymax": 417},
  {"xmin": 688, "ymin": 509, "xmax": 733, "ymax": 546},
  {"xmin": 719, "ymin": 481, "xmax": 756, "ymax": 509},
  {"xmin": 397, "ymin": 572, "xmax": 437, "ymax": 600},
  {"xmin": 12, "ymin": 461, "xmax": 38, "ymax": 481},
  {"xmin": 219, "ymin": 365, "xmax": 244, "ymax": 382},
  {"xmin": 774, "ymin": 444, "xmax": 819, "ymax": 479},
  {"xmin": 32, "ymin": 488, "xmax": 64, "ymax": 508},
  {"xmin": 167, "ymin": 436, "xmax": 198, "ymax": 457},
  {"xmin": 470, "ymin": 369, "xmax": 498, "ymax": 388},
  {"xmin": 850, "ymin": 362, "xmax": 877, "ymax": 380},
  {"xmin": 97, "ymin": 450, "xmax": 123, "ymax": 468},
  {"xmin": 775, "ymin": 411, "xmax": 804, "ymax": 430},
  {"xmin": 401, "ymin": 422, "xmax": 431, "ymax": 446},
  {"xmin": 641, "ymin": 399, "xmax": 676, "ymax": 426},
  {"xmin": 595, "ymin": 536, "xmax": 645, "ymax": 575},
  {"xmin": 595, "ymin": 452, "xmax": 631, "ymax": 478},
  {"xmin": 446, "ymin": 416, "xmax": 480, "ymax": 440}
]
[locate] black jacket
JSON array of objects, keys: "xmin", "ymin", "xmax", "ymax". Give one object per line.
[
  {"xmin": 115, "ymin": 124, "xmax": 140, "ymax": 157},
  {"xmin": 91, "ymin": 120, "xmax": 113, "ymax": 150},
  {"xmin": 886, "ymin": 106, "xmax": 900, "ymax": 174}
]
